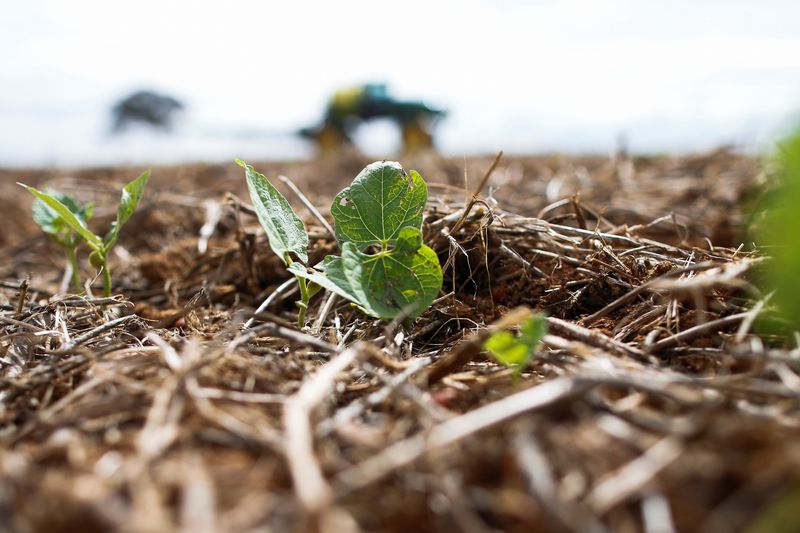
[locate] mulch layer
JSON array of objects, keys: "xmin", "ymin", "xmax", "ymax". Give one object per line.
[{"xmin": 2, "ymin": 150, "xmax": 797, "ymax": 533}]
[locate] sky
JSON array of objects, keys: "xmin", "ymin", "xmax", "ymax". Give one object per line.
[{"xmin": 2, "ymin": 0, "xmax": 800, "ymax": 165}]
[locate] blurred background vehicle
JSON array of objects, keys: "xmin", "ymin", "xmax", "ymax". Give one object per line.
[
  {"xmin": 111, "ymin": 90, "xmax": 184, "ymax": 133},
  {"xmin": 298, "ymin": 83, "xmax": 445, "ymax": 154},
  {"xmin": 2, "ymin": 1, "xmax": 800, "ymax": 165}
]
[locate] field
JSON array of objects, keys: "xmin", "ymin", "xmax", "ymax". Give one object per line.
[{"xmin": 1, "ymin": 150, "xmax": 797, "ymax": 532}]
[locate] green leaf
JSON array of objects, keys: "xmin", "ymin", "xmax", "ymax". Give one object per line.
[
  {"xmin": 290, "ymin": 162, "xmax": 442, "ymax": 322},
  {"xmin": 288, "ymin": 260, "xmax": 361, "ymax": 306},
  {"xmin": 339, "ymin": 232, "xmax": 441, "ymax": 320},
  {"xmin": 484, "ymin": 315, "xmax": 548, "ymax": 371},
  {"xmin": 756, "ymin": 128, "xmax": 800, "ymax": 333},
  {"xmin": 20, "ymin": 184, "xmax": 103, "ymax": 251},
  {"xmin": 32, "ymin": 191, "xmax": 93, "ymax": 238},
  {"xmin": 238, "ymin": 160, "xmax": 308, "ymax": 265},
  {"xmin": 395, "ymin": 226, "xmax": 423, "ymax": 253},
  {"xmin": 289, "ymin": 233, "xmax": 442, "ymax": 321},
  {"xmin": 104, "ymin": 170, "xmax": 150, "ymax": 249},
  {"xmin": 331, "ymin": 161, "xmax": 427, "ymax": 250}
]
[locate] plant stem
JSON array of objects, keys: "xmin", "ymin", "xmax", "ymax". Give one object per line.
[
  {"xmin": 296, "ymin": 275, "xmax": 310, "ymax": 328},
  {"xmin": 102, "ymin": 262, "xmax": 112, "ymax": 297},
  {"xmin": 65, "ymin": 246, "xmax": 82, "ymax": 294},
  {"xmin": 286, "ymin": 254, "xmax": 311, "ymax": 328}
]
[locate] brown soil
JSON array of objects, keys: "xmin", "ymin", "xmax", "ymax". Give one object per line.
[{"xmin": 1, "ymin": 150, "xmax": 795, "ymax": 533}]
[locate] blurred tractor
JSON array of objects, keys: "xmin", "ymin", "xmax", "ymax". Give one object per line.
[
  {"xmin": 300, "ymin": 84, "xmax": 445, "ymax": 154},
  {"xmin": 111, "ymin": 90, "xmax": 184, "ymax": 133}
]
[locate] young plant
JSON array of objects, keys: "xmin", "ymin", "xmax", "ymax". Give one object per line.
[
  {"xmin": 483, "ymin": 314, "xmax": 547, "ymax": 374},
  {"xmin": 31, "ymin": 191, "xmax": 94, "ymax": 293},
  {"xmin": 239, "ymin": 160, "xmax": 443, "ymax": 326},
  {"xmin": 237, "ymin": 159, "xmax": 318, "ymax": 327},
  {"xmin": 19, "ymin": 171, "xmax": 150, "ymax": 296},
  {"xmin": 291, "ymin": 161, "xmax": 442, "ymax": 320},
  {"xmin": 754, "ymin": 128, "xmax": 800, "ymax": 333}
]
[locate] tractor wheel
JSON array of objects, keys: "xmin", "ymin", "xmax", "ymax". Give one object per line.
[
  {"xmin": 401, "ymin": 122, "xmax": 434, "ymax": 152},
  {"xmin": 316, "ymin": 125, "xmax": 347, "ymax": 154}
]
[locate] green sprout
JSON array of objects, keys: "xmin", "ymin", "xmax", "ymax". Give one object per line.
[
  {"xmin": 31, "ymin": 191, "xmax": 94, "ymax": 293},
  {"xmin": 483, "ymin": 314, "xmax": 547, "ymax": 374},
  {"xmin": 238, "ymin": 159, "xmax": 317, "ymax": 327},
  {"xmin": 749, "ymin": 130, "xmax": 800, "ymax": 333},
  {"xmin": 20, "ymin": 171, "xmax": 150, "ymax": 296},
  {"xmin": 239, "ymin": 160, "xmax": 443, "ymax": 327},
  {"xmin": 755, "ymin": 128, "xmax": 800, "ymax": 333}
]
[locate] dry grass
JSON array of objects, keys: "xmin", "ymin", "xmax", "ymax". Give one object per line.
[{"xmin": 2, "ymin": 150, "xmax": 797, "ymax": 533}]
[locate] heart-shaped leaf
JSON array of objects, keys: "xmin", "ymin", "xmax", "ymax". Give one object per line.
[
  {"xmin": 331, "ymin": 161, "xmax": 427, "ymax": 250},
  {"xmin": 287, "ymin": 161, "xmax": 441, "ymax": 322},
  {"xmin": 291, "ymin": 227, "xmax": 442, "ymax": 320},
  {"xmin": 340, "ymin": 231, "xmax": 441, "ymax": 319}
]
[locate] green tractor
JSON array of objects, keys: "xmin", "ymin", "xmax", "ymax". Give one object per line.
[{"xmin": 299, "ymin": 84, "xmax": 445, "ymax": 154}]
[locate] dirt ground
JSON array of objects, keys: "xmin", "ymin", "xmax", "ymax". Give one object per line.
[{"xmin": 2, "ymin": 149, "xmax": 798, "ymax": 533}]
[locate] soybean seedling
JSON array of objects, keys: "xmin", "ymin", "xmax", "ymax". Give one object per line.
[
  {"xmin": 239, "ymin": 160, "xmax": 443, "ymax": 327},
  {"xmin": 20, "ymin": 171, "xmax": 150, "ymax": 296},
  {"xmin": 483, "ymin": 314, "xmax": 548, "ymax": 375},
  {"xmin": 238, "ymin": 159, "xmax": 318, "ymax": 327},
  {"xmin": 753, "ymin": 128, "xmax": 800, "ymax": 333},
  {"xmin": 31, "ymin": 191, "xmax": 94, "ymax": 293}
]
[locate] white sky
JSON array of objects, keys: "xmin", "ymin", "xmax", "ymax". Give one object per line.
[{"xmin": 3, "ymin": 0, "xmax": 800, "ymax": 164}]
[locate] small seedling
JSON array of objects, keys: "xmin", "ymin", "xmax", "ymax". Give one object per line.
[
  {"xmin": 20, "ymin": 171, "xmax": 150, "ymax": 296},
  {"xmin": 754, "ymin": 128, "xmax": 800, "ymax": 333},
  {"xmin": 239, "ymin": 160, "xmax": 443, "ymax": 327},
  {"xmin": 483, "ymin": 314, "xmax": 547, "ymax": 374},
  {"xmin": 238, "ymin": 159, "xmax": 318, "ymax": 327},
  {"xmin": 31, "ymin": 191, "xmax": 94, "ymax": 293}
]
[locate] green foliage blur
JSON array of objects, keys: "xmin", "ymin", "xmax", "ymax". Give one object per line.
[
  {"xmin": 757, "ymin": 128, "xmax": 800, "ymax": 333},
  {"xmin": 483, "ymin": 315, "xmax": 547, "ymax": 374}
]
